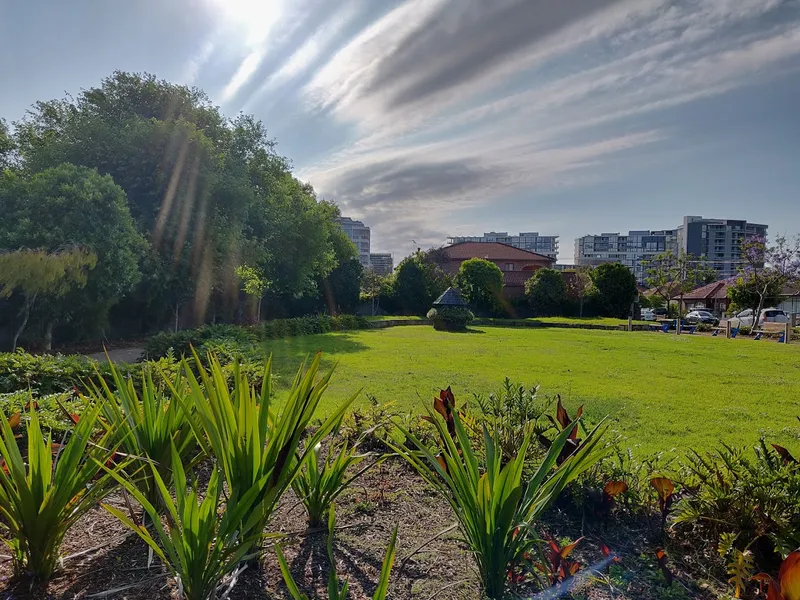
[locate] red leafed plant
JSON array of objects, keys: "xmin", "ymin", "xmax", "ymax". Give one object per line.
[
  {"xmin": 651, "ymin": 477, "xmax": 675, "ymax": 531},
  {"xmin": 655, "ymin": 548, "xmax": 674, "ymax": 586},
  {"xmin": 535, "ymin": 537, "xmax": 583, "ymax": 585},
  {"xmin": 541, "ymin": 396, "xmax": 584, "ymax": 464},
  {"xmin": 594, "ymin": 480, "xmax": 629, "ymax": 519},
  {"xmin": 753, "ymin": 551, "xmax": 800, "ymax": 600}
]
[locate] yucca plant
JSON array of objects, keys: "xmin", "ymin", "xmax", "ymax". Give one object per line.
[
  {"xmin": 86, "ymin": 361, "xmax": 197, "ymax": 511},
  {"xmin": 104, "ymin": 443, "xmax": 267, "ymax": 600},
  {"xmin": 394, "ymin": 390, "xmax": 607, "ymax": 599},
  {"xmin": 0, "ymin": 402, "xmax": 119, "ymax": 580},
  {"xmin": 176, "ymin": 351, "xmax": 357, "ymax": 532},
  {"xmin": 291, "ymin": 434, "xmax": 376, "ymax": 528},
  {"xmin": 276, "ymin": 505, "xmax": 398, "ymax": 600}
]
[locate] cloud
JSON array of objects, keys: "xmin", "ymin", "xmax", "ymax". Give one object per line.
[{"xmin": 290, "ymin": 0, "xmax": 800, "ymax": 256}]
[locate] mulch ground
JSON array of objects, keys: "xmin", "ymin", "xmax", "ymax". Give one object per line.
[{"xmin": 0, "ymin": 459, "xmax": 725, "ymax": 600}]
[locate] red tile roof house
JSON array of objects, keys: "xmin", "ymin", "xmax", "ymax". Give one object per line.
[
  {"xmin": 673, "ymin": 280, "xmax": 732, "ymax": 314},
  {"xmin": 441, "ymin": 242, "xmax": 555, "ymax": 298}
]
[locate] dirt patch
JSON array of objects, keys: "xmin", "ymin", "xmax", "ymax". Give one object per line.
[{"xmin": 0, "ymin": 459, "xmax": 725, "ymax": 600}]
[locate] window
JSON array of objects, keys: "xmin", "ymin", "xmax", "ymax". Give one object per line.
[{"xmin": 504, "ymin": 263, "xmax": 514, "ymax": 271}]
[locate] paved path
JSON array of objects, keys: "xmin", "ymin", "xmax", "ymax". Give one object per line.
[{"xmin": 86, "ymin": 347, "xmax": 144, "ymax": 363}]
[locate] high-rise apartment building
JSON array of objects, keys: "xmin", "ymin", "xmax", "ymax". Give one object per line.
[
  {"xmin": 574, "ymin": 230, "xmax": 678, "ymax": 284},
  {"xmin": 337, "ymin": 217, "xmax": 371, "ymax": 266},
  {"xmin": 369, "ymin": 253, "xmax": 394, "ymax": 276},
  {"xmin": 446, "ymin": 232, "xmax": 559, "ymax": 259},
  {"xmin": 677, "ymin": 216, "xmax": 768, "ymax": 279}
]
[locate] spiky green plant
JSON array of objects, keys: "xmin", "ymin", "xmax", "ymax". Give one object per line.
[
  {"xmin": 0, "ymin": 403, "xmax": 119, "ymax": 580},
  {"xmin": 103, "ymin": 443, "xmax": 267, "ymax": 600},
  {"xmin": 394, "ymin": 397, "xmax": 607, "ymax": 599},
  {"xmin": 276, "ymin": 505, "xmax": 398, "ymax": 600},
  {"xmin": 176, "ymin": 351, "xmax": 357, "ymax": 532},
  {"xmin": 87, "ymin": 361, "xmax": 197, "ymax": 511},
  {"xmin": 291, "ymin": 435, "xmax": 375, "ymax": 528}
]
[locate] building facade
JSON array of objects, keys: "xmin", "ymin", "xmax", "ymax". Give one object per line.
[
  {"xmin": 574, "ymin": 230, "xmax": 678, "ymax": 284},
  {"xmin": 369, "ymin": 253, "xmax": 393, "ymax": 276},
  {"xmin": 447, "ymin": 232, "xmax": 559, "ymax": 260},
  {"xmin": 442, "ymin": 242, "xmax": 554, "ymax": 298},
  {"xmin": 337, "ymin": 217, "xmax": 371, "ymax": 266},
  {"xmin": 677, "ymin": 216, "xmax": 768, "ymax": 279}
]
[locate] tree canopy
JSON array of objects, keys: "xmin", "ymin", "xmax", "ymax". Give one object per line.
[
  {"xmin": 393, "ymin": 250, "xmax": 452, "ymax": 316},
  {"xmin": 455, "ymin": 258, "xmax": 503, "ymax": 315},
  {"xmin": 524, "ymin": 268, "xmax": 567, "ymax": 316},
  {"xmin": 590, "ymin": 263, "xmax": 638, "ymax": 318},
  {"xmin": 0, "ymin": 71, "xmax": 360, "ymax": 347}
]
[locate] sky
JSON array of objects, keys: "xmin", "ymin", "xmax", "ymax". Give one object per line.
[{"xmin": 2, "ymin": 0, "xmax": 799, "ymax": 262}]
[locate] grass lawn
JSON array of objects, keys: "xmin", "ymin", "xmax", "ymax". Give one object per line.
[{"xmin": 259, "ymin": 325, "xmax": 800, "ymax": 456}]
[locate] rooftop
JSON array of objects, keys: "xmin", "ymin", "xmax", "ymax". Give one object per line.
[{"xmin": 443, "ymin": 241, "xmax": 553, "ymax": 262}]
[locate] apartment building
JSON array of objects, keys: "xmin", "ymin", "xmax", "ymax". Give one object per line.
[
  {"xmin": 337, "ymin": 217, "xmax": 371, "ymax": 267},
  {"xmin": 369, "ymin": 253, "xmax": 394, "ymax": 276},
  {"xmin": 574, "ymin": 230, "xmax": 678, "ymax": 284},
  {"xmin": 447, "ymin": 232, "xmax": 559, "ymax": 260},
  {"xmin": 677, "ymin": 216, "xmax": 768, "ymax": 279}
]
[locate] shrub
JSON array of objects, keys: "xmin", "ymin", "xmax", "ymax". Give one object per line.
[
  {"xmin": 104, "ymin": 445, "xmax": 267, "ymax": 600},
  {"xmin": 179, "ymin": 352, "xmax": 358, "ymax": 533},
  {"xmin": 0, "ymin": 403, "xmax": 119, "ymax": 580},
  {"xmin": 473, "ymin": 378, "xmax": 553, "ymax": 471},
  {"xmin": 87, "ymin": 361, "xmax": 197, "ymax": 512},
  {"xmin": 738, "ymin": 325, "xmax": 753, "ymax": 336},
  {"xmin": 674, "ymin": 441, "xmax": 800, "ymax": 565},
  {"xmin": 524, "ymin": 268, "xmax": 568, "ymax": 316},
  {"xmin": 696, "ymin": 323, "xmax": 713, "ymax": 332},
  {"xmin": 426, "ymin": 306, "xmax": 474, "ymax": 330},
  {"xmin": 0, "ymin": 350, "xmax": 96, "ymax": 395},
  {"xmin": 394, "ymin": 388, "xmax": 608, "ymax": 599},
  {"xmin": 291, "ymin": 436, "xmax": 376, "ymax": 527}
]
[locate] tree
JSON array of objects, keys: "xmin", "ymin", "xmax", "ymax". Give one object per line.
[
  {"xmin": 0, "ymin": 248, "xmax": 97, "ymax": 350},
  {"xmin": 235, "ymin": 265, "xmax": 270, "ymax": 323},
  {"xmin": 566, "ymin": 266, "xmax": 594, "ymax": 317},
  {"xmin": 590, "ymin": 263, "xmax": 637, "ymax": 318},
  {"xmin": 361, "ymin": 269, "xmax": 388, "ymax": 316},
  {"xmin": 393, "ymin": 250, "xmax": 452, "ymax": 316},
  {"xmin": 455, "ymin": 258, "xmax": 504, "ymax": 315},
  {"xmin": 0, "ymin": 119, "xmax": 15, "ymax": 170},
  {"xmin": 643, "ymin": 251, "xmax": 719, "ymax": 323},
  {"xmin": 524, "ymin": 268, "xmax": 567, "ymax": 316},
  {"xmin": 0, "ymin": 164, "xmax": 144, "ymax": 339},
  {"xmin": 729, "ymin": 235, "xmax": 800, "ymax": 329}
]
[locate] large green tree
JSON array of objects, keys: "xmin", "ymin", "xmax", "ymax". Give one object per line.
[
  {"xmin": 455, "ymin": 258, "xmax": 503, "ymax": 315},
  {"xmin": 0, "ymin": 164, "xmax": 144, "ymax": 340},
  {"xmin": 524, "ymin": 268, "xmax": 567, "ymax": 316},
  {"xmin": 10, "ymin": 71, "xmax": 343, "ymax": 331},
  {"xmin": 393, "ymin": 250, "xmax": 452, "ymax": 316},
  {"xmin": 590, "ymin": 262, "xmax": 638, "ymax": 318}
]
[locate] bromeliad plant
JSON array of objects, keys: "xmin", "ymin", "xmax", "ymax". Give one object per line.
[
  {"xmin": 177, "ymin": 351, "xmax": 357, "ymax": 532},
  {"xmin": 86, "ymin": 361, "xmax": 197, "ymax": 511},
  {"xmin": 395, "ymin": 388, "xmax": 608, "ymax": 600},
  {"xmin": 291, "ymin": 434, "xmax": 376, "ymax": 528},
  {"xmin": 276, "ymin": 505, "xmax": 398, "ymax": 600},
  {"xmin": 0, "ymin": 402, "xmax": 119, "ymax": 580},
  {"xmin": 104, "ymin": 444, "xmax": 268, "ymax": 600}
]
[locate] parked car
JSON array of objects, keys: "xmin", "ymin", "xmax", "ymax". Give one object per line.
[
  {"xmin": 731, "ymin": 308, "xmax": 789, "ymax": 327},
  {"xmin": 653, "ymin": 307, "xmax": 668, "ymax": 317},
  {"xmin": 684, "ymin": 310, "xmax": 719, "ymax": 325},
  {"xmin": 641, "ymin": 308, "xmax": 656, "ymax": 321}
]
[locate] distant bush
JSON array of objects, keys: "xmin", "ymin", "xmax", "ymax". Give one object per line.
[
  {"xmin": 426, "ymin": 306, "xmax": 474, "ymax": 330},
  {"xmin": 696, "ymin": 323, "xmax": 713, "ymax": 332},
  {"xmin": 738, "ymin": 325, "xmax": 753, "ymax": 335}
]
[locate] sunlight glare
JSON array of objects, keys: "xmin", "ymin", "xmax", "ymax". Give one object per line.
[{"xmin": 206, "ymin": 0, "xmax": 285, "ymax": 47}]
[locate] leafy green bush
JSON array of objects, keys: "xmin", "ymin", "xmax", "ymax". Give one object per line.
[
  {"xmin": 738, "ymin": 325, "xmax": 753, "ymax": 335},
  {"xmin": 426, "ymin": 307, "xmax": 474, "ymax": 330},
  {"xmin": 0, "ymin": 350, "xmax": 96, "ymax": 395},
  {"xmin": 695, "ymin": 323, "xmax": 713, "ymax": 332},
  {"xmin": 674, "ymin": 441, "xmax": 800, "ymax": 563}
]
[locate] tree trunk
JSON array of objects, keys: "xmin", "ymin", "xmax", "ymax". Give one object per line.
[
  {"xmin": 43, "ymin": 321, "xmax": 54, "ymax": 352},
  {"xmin": 174, "ymin": 301, "xmax": 180, "ymax": 333},
  {"xmin": 257, "ymin": 295, "xmax": 263, "ymax": 323},
  {"xmin": 11, "ymin": 294, "xmax": 33, "ymax": 352},
  {"xmin": 579, "ymin": 296, "xmax": 584, "ymax": 318}
]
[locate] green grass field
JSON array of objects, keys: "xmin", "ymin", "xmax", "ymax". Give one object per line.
[{"xmin": 259, "ymin": 325, "xmax": 800, "ymax": 456}]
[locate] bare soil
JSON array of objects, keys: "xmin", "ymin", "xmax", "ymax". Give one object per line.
[{"xmin": 0, "ymin": 459, "xmax": 725, "ymax": 600}]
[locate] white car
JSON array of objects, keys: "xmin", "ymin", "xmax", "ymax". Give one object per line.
[
  {"xmin": 731, "ymin": 308, "xmax": 789, "ymax": 327},
  {"xmin": 641, "ymin": 308, "xmax": 656, "ymax": 321}
]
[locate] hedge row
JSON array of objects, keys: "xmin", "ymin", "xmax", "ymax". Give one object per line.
[{"xmin": 145, "ymin": 315, "xmax": 370, "ymax": 359}]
